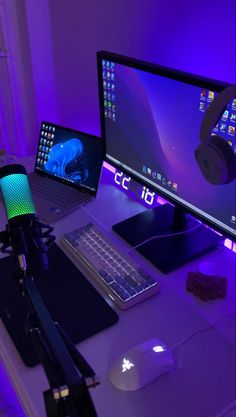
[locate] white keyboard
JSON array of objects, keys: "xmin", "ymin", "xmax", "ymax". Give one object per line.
[{"xmin": 61, "ymin": 223, "xmax": 160, "ymax": 309}]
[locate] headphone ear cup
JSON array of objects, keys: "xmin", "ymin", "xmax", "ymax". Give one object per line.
[
  {"xmin": 195, "ymin": 135, "xmax": 236, "ymax": 185},
  {"xmin": 210, "ymin": 136, "xmax": 236, "ymax": 183}
]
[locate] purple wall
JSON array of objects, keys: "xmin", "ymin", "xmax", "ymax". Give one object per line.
[
  {"xmin": 1, "ymin": 0, "xmax": 236, "ymax": 155},
  {"xmin": 47, "ymin": 0, "xmax": 236, "ymax": 139}
]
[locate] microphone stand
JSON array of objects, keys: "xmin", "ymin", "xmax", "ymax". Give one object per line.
[{"xmin": 0, "ymin": 223, "xmax": 99, "ymax": 417}]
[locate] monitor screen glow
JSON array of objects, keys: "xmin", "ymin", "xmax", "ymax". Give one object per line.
[{"xmin": 98, "ymin": 52, "xmax": 236, "ymax": 242}]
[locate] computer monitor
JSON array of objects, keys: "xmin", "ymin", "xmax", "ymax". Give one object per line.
[{"xmin": 97, "ymin": 51, "xmax": 236, "ymax": 272}]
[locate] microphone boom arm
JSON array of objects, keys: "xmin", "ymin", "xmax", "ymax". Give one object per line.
[{"xmin": 18, "ymin": 267, "xmax": 99, "ymax": 417}]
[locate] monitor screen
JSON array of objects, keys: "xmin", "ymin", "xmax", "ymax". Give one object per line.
[
  {"xmin": 97, "ymin": 51, "xmax": 236, "ymax": 243},
  {"xmin": 35, "ymin": 121, "xmax": 104, "ymax": 195}
]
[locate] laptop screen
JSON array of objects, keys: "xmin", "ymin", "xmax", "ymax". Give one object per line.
[{"xmin": 35, "ymin": 121, "xmax": 104, "ymax": 194}]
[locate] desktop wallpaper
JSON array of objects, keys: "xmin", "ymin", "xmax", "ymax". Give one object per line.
[
  {"xmin": 102, "ymin": 62, "xmax": 236, "ymax": 237},
  {"xmin": 44, "ymin": 138, "xmax": 88, "ymax": 183}
]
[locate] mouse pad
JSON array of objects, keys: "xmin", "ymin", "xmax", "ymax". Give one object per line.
[{"xmin": 0, "ymin": 243, "xmax": 119, "ymax": 367}]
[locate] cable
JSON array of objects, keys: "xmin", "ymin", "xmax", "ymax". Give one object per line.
[
  {"xmin": 170, "ymin": 312, "xmax": 236, "ymax": 352},
  {"xmin": 127, "ymin": 221, "xmax": 203, "ymax": 253}
]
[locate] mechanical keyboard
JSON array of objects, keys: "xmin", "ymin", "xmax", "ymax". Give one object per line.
[{"xmin": 61, "ymin": 222, "xmax": 160, "ymax": 309}]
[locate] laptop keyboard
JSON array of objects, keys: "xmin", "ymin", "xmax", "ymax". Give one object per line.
[
  {"xmin": 61, "ymin": 222, "xmax": 160, "ymax": 309},
  {"xmin": 29, "ymin": 173, "xmax": 91, "ymax": 208}
]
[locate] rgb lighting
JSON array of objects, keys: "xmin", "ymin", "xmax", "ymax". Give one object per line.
[{"xmin": 0, "ymin": 165, "xmax": 36, "ymax": 221}]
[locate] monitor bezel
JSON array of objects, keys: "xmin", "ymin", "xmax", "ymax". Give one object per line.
[{"xmin": 97, "ymin": 50, "xmax": 235, "ymax": 242}]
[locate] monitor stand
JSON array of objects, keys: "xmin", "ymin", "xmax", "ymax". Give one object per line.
[{"xmin": 112, "ymin": 203, "xmax": 224, "ymax": 273}]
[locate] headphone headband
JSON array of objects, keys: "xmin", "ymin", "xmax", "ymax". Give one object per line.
[{"xmin": 200, "ymin": 84, "xmax": 236, "ymax": 145}]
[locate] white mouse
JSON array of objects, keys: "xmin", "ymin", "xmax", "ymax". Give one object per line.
[{"xmin": 109, "ymin": 337, "xmax": 174, "ymax": 391}]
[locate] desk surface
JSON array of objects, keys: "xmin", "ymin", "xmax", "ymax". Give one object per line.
[{"xmin": 0, "ymin": 160, "xmax": 236, "ymax": 417}]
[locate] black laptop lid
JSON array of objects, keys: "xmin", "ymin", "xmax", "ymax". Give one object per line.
[{"xmin": 34, "ymin": 122, "xmax": 104, "ymax": 195}]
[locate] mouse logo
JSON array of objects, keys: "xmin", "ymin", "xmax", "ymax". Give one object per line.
[
  {"xmin": 153, "ymin": 345, "xmax": 165, "ymax": 353},
  {"xmin": 122, "ymin": 358, "xmax": 134, "ymax": 373}
]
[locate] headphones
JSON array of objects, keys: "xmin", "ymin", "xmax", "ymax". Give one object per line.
[{"xmin": 195, "ymin": 84, "xmax": 236, "ymax": 185}]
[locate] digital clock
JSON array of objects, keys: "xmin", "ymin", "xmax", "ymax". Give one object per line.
[{"xmin": 114, "ymin": 170, "xmax": 157, "ymax": 206}]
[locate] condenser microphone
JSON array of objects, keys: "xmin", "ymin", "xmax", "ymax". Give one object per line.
[{"xmin": 0, "ymin": 164, "xmax": 54, "ymax": 275}]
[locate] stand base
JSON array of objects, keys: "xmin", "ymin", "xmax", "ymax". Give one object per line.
[{"xmin": 112, "ymin": 204, "xmax": 224, "ymax": 273}]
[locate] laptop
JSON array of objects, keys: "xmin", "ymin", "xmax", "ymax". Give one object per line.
[{"xmin": 28, "ymin": 121, "xmax": 104, "ymax": 223}]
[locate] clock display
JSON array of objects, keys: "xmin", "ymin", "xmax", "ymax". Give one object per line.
[{"xmin": 113, "ymin": 170, "xmax": 157, "ymax": 206}]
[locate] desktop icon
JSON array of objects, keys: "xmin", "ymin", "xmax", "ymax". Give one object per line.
[
  {"xmin": 220, "ymin": 123, "xmax": 226, "ymax": 132},
  {"xmin": 228, "ymin": 126, "xmax": 235, "ymax": 136},
  {"xmin": 222, "ymin": 110, "xmax": 229, "ymax": 120},
  {"xmin": 208, "ymin": 91, "xmax": 215, "ymax": 100},
  {"xmin": 172, "ymin": 182, "xmax": 177, "ymax": 191},
  {"xmin": 200, "ymin": 89, "xmax": 207, "ymax": 99},
  {"xmin": 199, "ymin": 102, "xmax": 205, "ymax": 112},
  {"xmin": 230, "ymin": 113, "xmax": 236, "ymax": 122}
]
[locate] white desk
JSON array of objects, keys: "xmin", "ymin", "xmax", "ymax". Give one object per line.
[{"xmin": 0, "ymin": 162, "xmax": 236, "ymax": 417}]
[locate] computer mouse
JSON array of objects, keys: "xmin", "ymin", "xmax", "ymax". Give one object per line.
[{"xmin": 109, "ymin": 337, "xmax": 174, "ymax": 391}]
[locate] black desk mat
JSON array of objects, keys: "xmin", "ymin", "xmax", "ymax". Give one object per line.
[{"xmin": 0, "ymin": 243, "xmax": 118, "ymax": 367}]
